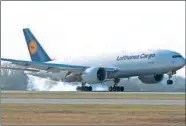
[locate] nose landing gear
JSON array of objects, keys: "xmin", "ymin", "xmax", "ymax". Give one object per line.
[
  {"xmin": 167, "ymin": 75, "xmax": 173, "ymax": 85},
  {"xmin": 166, "ymin": 71, "xmax": 176, "ymax": 85},
  {"xmin": 167, "ymin": 79, "xmax": 173, "ymax": 85}
]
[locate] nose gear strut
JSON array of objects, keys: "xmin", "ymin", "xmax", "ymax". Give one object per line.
[{"xmin": 166, "ymin": 71, "xmax": 176, "ymax": 85}]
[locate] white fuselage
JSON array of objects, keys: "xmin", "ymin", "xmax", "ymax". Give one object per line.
[
  {"xmin": 36, "ymin": 49, "xmax": 185, "ymax": 80},
  {"xmin": 26, "ymin": 49, "xmax": 185, "ymax": 83}
]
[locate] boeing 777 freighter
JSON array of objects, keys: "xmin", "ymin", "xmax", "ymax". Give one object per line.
[{"xmin": 1, "ymin": 28, "xmax": 185, "ymax": 92}]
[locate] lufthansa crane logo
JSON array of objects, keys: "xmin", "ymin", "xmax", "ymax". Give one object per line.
[{"xmin": 29, "ymin": 41, "xmax": 38, "ymax": 55}]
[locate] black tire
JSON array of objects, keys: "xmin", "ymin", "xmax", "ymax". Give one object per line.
[
  {"xmin": 170, "ymin": 80, "xmax": 173, "ymax": 84},
  {"xmin": 81, "ymin": 86, "xmax": 85, "ymax": 91},
  {"xmin": 166, "ymin": 80, "xmax": 170, "ymax": 85},
  {"xmin": 116, "ymin": 86, "xmax": 120, "ymax": 91},
  {"xmin": 113, "ymin": 86, "xmax": 116, "ymax": 91},
  {"xmin": 85, "ymin": 86, "xmax": 89, "ymax": 91},
  {"xmin": 167, "ymin": 80, "xmax": 173, "ymax": 85},
  {"xmin": 88, "ymin": 86, "xmax": 92, "ymax": 91},
  {"xmin": 120, "ymin": 86, "xmax": 124, "ymax": 92},
  {"xmin": 76, "ymin": 86, "xmax": 81, "ymax": 91}
]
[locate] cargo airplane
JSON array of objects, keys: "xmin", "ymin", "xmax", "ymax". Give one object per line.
[{"xmin": 1, "ymin": 28, "xmax": 185, "ymax": 92}]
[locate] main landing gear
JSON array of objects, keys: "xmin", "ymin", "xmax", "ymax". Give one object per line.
[
  {"xmin": 108, "ymin": 78, "xmax": 124, "ymax": 92},
  {"xmin": 76, "ymin": 82, "xmax": 92, "ymax": 91}
]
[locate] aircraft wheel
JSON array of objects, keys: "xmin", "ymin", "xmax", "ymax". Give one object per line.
[
  {"xmin": 116, "ymin": 86, "xmax": 120, "ymax": 91},
  {"xmin": 76, "ymin": 85, "xmax": 92, "ymax": 92},
  {"xmin": 120, "ymin": 86, "xmax": 124, "ymax": 92},
  {"xmin": 76, "ymin": 86, "xmax": 81, "ymax": 91},
  {"xmin": 80, "ymin": 86, "xmax": 84, "ymax": 91},
  {"xmin": 85, "ymin": 86, "xmax": 89, "ymax": 91},
  {"xmin": 167, "ymin": 80, "xmax": 173, "ymax": 85},
  {"xmin": 113, "ymin": 86, "xmax": 117, "ymax": 91},
  {"xmin": 88, "ymin": 86, "xmax": 92, "ymax": 91},
  {"xmin": 108, "ymin": 86, "xmax": 124, "ymax": 92},
  {"xmin": 81, "ymin": 86, "xmax": 85, "ymax": 91}
]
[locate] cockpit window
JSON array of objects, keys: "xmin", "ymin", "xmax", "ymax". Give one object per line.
[{"xmin": 172, "ymin": 55, "xmax": 182, "ymax": 58}]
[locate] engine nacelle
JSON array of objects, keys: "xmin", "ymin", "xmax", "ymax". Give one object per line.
[
  {"xmin": 138, "ymin": 74, "xmax": 164, "ymax": 84},
  {"xmin": 81, "ymin": 67, "xmax": 107, "ymax": 84}
]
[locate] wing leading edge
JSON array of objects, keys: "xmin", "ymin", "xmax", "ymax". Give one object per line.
[{"xmin": 1, "ymin": 58, "xmax": 117, "ymax": 73}]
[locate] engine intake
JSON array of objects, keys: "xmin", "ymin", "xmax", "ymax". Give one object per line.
[
  {"xmin": 97, "ymin": 68, "xmax": 106, "ymax": 81},
  {"xmin": 81, "ymin": 67, "xmax": 107, "ymax": 84}
]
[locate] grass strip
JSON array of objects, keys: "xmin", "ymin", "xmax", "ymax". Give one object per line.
[{"xmin": 2, "ymin": 103, "xmax": 185, "ymax": 125}]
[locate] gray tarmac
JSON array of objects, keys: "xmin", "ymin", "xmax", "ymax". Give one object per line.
[
  {"xmin": 1, "ymin": 91, "xmax": 185, "ymax": 105},
  {"xmin": 1, "ymin": 98, "xmax": 185, "ymax": 105},
  {"xmin": 3, "ymin": 124, "xmax": 185, "ymax": 126},
  {"xmin": 1, "ymin": 90, "xmax": 185, "ymax": 94},
  {"xmin": 1, "ymin": 91, "xmax": 185, "ymax": 126}
]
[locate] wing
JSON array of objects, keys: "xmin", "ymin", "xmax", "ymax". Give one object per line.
[{"xmin": 1, "ymin": 58, "xmax": 117, "ymax": 74}]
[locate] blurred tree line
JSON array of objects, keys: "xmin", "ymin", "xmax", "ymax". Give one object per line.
[{"xmin": 0, "ymin": 62, "xmax": 28, "ymax": 90}]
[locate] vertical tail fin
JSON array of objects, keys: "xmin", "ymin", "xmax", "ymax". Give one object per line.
[{"xmin": 23, "ymin": 28, "xmax": 52, "ymax": 62}]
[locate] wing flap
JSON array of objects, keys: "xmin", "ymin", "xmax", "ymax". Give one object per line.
[{"xmin": 1, "ymin": 58, "xmax": 88, "ymax": 73}]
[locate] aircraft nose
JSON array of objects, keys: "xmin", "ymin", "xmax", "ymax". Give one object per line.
[
  {"xmin": 180, "ymin": 57, "xmax": 185, "ymax": 67},
  {"xmin": 172, "ymin": 52, "xmax": 185, "ymax": 68}
]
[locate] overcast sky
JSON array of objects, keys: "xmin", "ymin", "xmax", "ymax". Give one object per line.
[{"xmin": 1, "ymin": 1, "xmax": 185, "ymax": 76}]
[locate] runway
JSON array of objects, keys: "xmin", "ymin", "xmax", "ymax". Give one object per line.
[
  {"xmin": 2, "ymin": 98, "xmax": 185, "ymax": 105},
  {"xmin": 1, "ymin": 91, "xmax": 185, "ymax": 105},
  {"xmin": 2, "ymin": 90, "xmax": 185, "ymax": 94},
  {"xmin": 4, "ymin": 124, "xmax": 185, "ymax": 126},
  {"xmin": 2, "ymin": 91, "xmax": 185, "ymax": 126}
]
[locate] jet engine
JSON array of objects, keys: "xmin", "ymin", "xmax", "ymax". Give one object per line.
[
  {"xmin": 138, "ymin": 74, "xmax": 164, "ymax": 84},
  {"xmin": 81, "ymin": 67, "xmax": 107, "ymax": 84}
]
